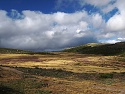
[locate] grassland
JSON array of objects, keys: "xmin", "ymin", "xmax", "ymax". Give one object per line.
[
  {"xmin": 0, "ymin": 44, "xmax": 125, "ymax": 94},
  {"xmin": 0, "ymin": 52, "xmax": 125, "ymax": 94}
]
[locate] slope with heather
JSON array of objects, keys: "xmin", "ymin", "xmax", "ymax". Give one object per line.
[{"xmin": 63, "ymin": 42, "xmax": 125, "ymax": 55}]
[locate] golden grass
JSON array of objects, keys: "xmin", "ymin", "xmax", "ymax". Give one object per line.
[
  {"xmin": 1, "ymin": 53, "xmax": 125, "ymax": 73},
  {"xmin": 1, "ymin": 53, "xmax": 125, "ymax": 94},
  {"xmin": 0, "ymin": 54, "xmax": 27, "ymax": 59}
]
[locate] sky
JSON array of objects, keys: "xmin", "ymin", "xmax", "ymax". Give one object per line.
[{"xmin": 0, "ymin": 0, "xmax": 125, "ymax": 51}]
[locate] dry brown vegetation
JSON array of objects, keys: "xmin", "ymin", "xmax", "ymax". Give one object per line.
[{"xmin": 0, "ymin": 52, "xmax": 125, "ymax": 94}]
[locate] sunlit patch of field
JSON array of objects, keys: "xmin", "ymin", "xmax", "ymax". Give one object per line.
[
  {"xmin": 3, "ymin": 60, "xmax": 74, "ymax": 68},
  {"xmin": 0, "ymin": 54, "xmax": 28, "ymax": 59},
  {"xmin": 1, "ymin": 53, "xmax": 125, "ymax": 73},
  {"xmin": 0, "ymin": 53, "xmax": 125, "ymax": 94}
]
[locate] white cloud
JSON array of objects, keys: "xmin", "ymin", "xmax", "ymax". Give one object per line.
[
  {"xmin": 116, "ymin": 0, "xmax": 125, "ymax": 13},
  {"xmin": 100, "ymin": 0, "xmax": 125, "ymax": 43},
  {"xmin": 118, "ymin": 38, "xmax": 125, "ymax": 41},
  {"xmin": 79, "ymin": 21, "xmax": 88, "ymax": 29},
  {"xmin": 91, "ymin": 14, "xmax": 105, "ymax": 28},
  {"xmin": 106, "ymin": 0, "xmax": 125, "ymax": 33},
  {"xmin": 105, "ymin": 37, "xmax": 125, "ymax": 44},
  {"xmin": 54, "ymin": 0, "xmax": 125, "ymax": 45},
  {"xmin": 0, "ymin": 10, "xmax": 98, "ymax": 51},
  {"xmin": 53, "ymin": 11, "xmax": 88, "ymax": 25},
  {"xmin": 105, "ymin": 39, "xmax": 120, "ymax": 44},
  {"xmin": 107, "ymin": 13, "xmax": 125, "ymax": 32}
]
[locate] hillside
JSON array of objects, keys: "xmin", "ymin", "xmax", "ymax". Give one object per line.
[{"xmin": 63, "ymin": 42, "xmax": 125, "ymax": 55}]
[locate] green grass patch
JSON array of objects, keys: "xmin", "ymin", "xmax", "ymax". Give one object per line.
[
  {"xmin": 0, "ymin": 78, "xmax": 52, "ymax": 94},
  {"xmin": 99, "ymin": 73, "xmax": 114, "ymax": 79},
  {"xmin": 63, "ymin": 42, "xmax": 125, "ymax": 56}
]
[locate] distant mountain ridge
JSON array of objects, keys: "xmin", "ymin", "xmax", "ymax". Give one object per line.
[
  {"xmin": 63, "ymin": 42, "xmax": 125, "ymax": 55},
  {"xmin": 0, "ymin": 48, "xmax": 56, "ymax": 55},
  {"xmin": 0, "ymin": 48, "xmax": 32, "ymax": 54}
]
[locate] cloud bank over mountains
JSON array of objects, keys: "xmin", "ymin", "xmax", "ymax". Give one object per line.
[{"xmin": 0, "ymin": 0, "xmax": 125, "ymax": 51}]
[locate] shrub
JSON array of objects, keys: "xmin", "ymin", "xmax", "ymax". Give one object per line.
[{"xmin": 100, "ymin": 73, "xmax": 113, "ymax": 79}]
